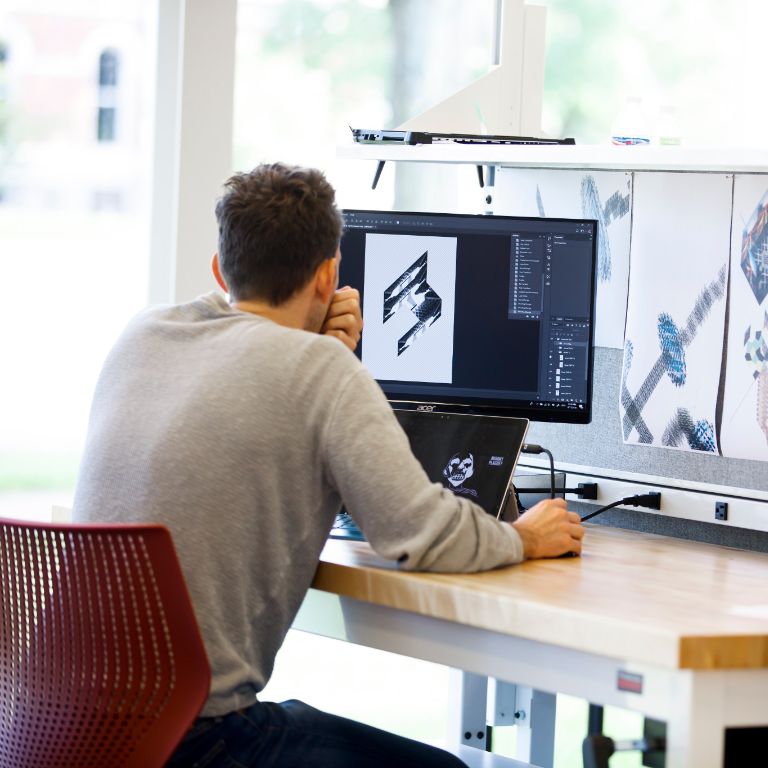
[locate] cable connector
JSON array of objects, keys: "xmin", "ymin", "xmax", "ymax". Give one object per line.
[
  {"xmin": 576, "ymin": 482, "xmax": 598, "ymax": 500},
  {"xmin": 628, "ymin": 492, "xmax": 661, "ymax": 510}
]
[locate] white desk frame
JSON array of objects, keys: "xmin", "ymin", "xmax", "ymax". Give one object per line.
[{"xmin": 294, "ymin": 587, "xmax": 768, "ymax": 768}]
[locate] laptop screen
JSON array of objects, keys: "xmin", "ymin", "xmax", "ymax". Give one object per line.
[{"xmin": 393, "ymin": 409, "xmax": 528, "ymax": 517}]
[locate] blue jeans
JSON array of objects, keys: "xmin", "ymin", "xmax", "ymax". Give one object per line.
[{"xmin": 167, "ymin": 699, "xmax": 469, "ymax": 767}]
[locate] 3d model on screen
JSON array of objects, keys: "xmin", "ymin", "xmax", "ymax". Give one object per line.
[
  {"xmin": 744, "ymin": 318, "xmax": 768, "ymax": 445},
  {"xmin": 621, "ymin": 264, "xmax": 727, "ymax": 451},
  {"xmin": 442, "ymin": 453, "xmax": 478, "ymax": 497},
  {"xmin": 383, "ymin": 251, "xmax": 442, "ymax": 356}
]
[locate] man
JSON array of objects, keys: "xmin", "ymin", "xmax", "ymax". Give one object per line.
[{"xmin": 73, "ymin": 162, "xmax": 584, "ymax": 767}]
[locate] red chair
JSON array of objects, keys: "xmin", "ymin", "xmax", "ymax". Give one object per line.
[{"xmin": 0, "ymin": 518, "xmax": 211, "ymax": 768}]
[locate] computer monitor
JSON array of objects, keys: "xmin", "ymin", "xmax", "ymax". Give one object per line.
[{"xmin": 339, "ymin": 209, "xmax": 597, "ymax": 424}]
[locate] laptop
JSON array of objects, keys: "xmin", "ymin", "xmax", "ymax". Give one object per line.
[
  {"xmin": 350, "ymin": 127, "xmax": 575, "ymax": 146},
  {"xmin": 330, "ymin": 409, "xmax": 529, "ymax": 542}
]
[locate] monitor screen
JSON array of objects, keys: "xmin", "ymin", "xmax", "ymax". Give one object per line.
[{"xmin": 339, "ymin": 209, "xmax": 597, "ymax": 423}]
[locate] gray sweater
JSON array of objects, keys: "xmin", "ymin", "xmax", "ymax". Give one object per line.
[{"xmin": 72, "ymin": 292, "xmax": 523, "ymax": 716}]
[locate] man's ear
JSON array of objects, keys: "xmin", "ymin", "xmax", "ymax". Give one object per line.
[
  {"xmin": 314, "ymin": 256, "xmax": 337, "ymax": 303},
  {"xmin": 211, "ymin": 253, "xmax": 228, "ymax": 293}
]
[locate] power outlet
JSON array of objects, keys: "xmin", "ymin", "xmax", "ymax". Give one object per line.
[{"xmin": 715, "ymin": 501, "xmax": 728, "ymax": 521}]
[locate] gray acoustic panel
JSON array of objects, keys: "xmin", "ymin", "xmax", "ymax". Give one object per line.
[
  {"xmin": 585, "ymin": 506, "xmax": 768, "ymax": 553},
  {"xmin": 526, "ymin": 348, "xmax": 768, "ymax": 493}
]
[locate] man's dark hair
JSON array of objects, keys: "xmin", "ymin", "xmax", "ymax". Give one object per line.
[{"xmin": 214, "ymin": 163, "xmax": 343, "ymax": 304}]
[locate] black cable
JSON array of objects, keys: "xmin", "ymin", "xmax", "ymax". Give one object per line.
[
  {"xmin": 521, "ymin": 443, "xmax": 556, "ymax": 499},
  {"xmin": 542, "ymin": 447, "xmax": 555, "ymax": 499},
  {"xmin": 580, "ymin": 493, "xmax": 661, "ymax": 522},
  {"xmin": 512, "ymin": 484, "xmax": 527, "ymax": 514},
  {"xmin": 580, "ymin": 499, "xmax": 626, "ymax": 522}
]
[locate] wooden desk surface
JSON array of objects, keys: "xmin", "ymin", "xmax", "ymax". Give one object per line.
[{"xmin": 312, "ymin": 525, "xmax": 768, "ymax": 671}]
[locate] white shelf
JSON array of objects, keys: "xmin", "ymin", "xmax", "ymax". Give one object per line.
[{"xmin": 338, "ymin": 142, "xmax": 768, "ymax": 173}]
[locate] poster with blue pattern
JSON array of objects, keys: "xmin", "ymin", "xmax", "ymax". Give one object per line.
[
  {"xmin": 721, "ymin": 175, "xmax": 768, "ymax": 461},
  {"xmin": 620, "ymin": 172, "xmax": 731, "ymax": 453}
]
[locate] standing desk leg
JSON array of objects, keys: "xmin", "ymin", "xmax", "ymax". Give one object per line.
[
  {"xmin": 511, "ymin": 685, "xmax": 557, "ymax": 768},
  {"xmin": 664, "ymin": 672, "xmax": 726, "ymax": 768},
  {"xmin": 488, "ymin": 681, "xmax": 557, "ymax": 767},
  {"xmin": 447, "ymin": 670, "xmax": 489, "ymax": 750}
]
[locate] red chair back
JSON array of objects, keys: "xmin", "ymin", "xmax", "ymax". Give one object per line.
[{"xmin": 0, "ymin": 518, "xmax": 211, "ymax": 768}]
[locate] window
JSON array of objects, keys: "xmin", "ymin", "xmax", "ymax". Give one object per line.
[
  {"xmin": 233, "ymin": 0, "xmax": 495, "ymax": 213},
  {"xmin": 0, "ymin": 2, "xmax": 156, "ymax": 520},
  {"xmin": 540, "ymin": 0, "xmax": 768, "ymax": 147}
]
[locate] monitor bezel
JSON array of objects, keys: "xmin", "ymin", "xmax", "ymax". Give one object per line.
[{"xmin": 341, "ymin": 208, "xmax": 598, "ymax": 425}]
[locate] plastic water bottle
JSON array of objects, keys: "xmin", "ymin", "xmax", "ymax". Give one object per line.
[
  {"xmin": 657, "ymin": 105, "xmax": 682, "ymax": 146},
  {"xmin": 610, "ymin": 96, "xmax": 651, "ymax": 146}
]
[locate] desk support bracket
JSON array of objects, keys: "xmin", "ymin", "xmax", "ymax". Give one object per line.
[
  {"xmin": 447, "ymin": 670, "xmax": 488, "ymax": 749},
  {"xmin": 509, "ymin": 685, "xmax": 556, "ymax": 768}
]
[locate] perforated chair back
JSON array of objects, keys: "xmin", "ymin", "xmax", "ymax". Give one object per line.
[{"xmin": 0, "ymin": 518, "xmax": 211, "ymax": 768}]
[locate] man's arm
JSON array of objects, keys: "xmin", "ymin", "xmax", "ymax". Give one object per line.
[
  {"xmin": 322, "ymin": 365, "xmax": 584, "ymax": 572},
  {"xmin": 321, "ymin": 286, "xmax": 363, "ymax": 351}
]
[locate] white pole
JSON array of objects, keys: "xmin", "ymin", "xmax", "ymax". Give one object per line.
[{"xmin": 149, "ymin": 0, "xmax": 237, "ymax": 304}]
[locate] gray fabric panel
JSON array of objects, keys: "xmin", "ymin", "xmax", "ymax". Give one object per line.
[
  {"xmin": 584, "ymin": 506, "xmax": 768, "ymax": 553},
  {"xmin": 526, "ymin": 347, "xmax": 768, "ymax": 493}
]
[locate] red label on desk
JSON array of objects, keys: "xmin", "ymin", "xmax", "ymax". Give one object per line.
[{"xmin": 617, "ymin": 670, "xmax": 644, "ymax": 694}]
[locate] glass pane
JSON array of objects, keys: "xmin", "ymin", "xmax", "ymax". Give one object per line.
[
  {"xmin": 541, "ymin": 0, "xmax": 768, "ymax": 147},
  {"xmin": 234, "ymin": 0, "xmax": 496, "ymax": 213},
  {"xmin": 0, "ymin": 1, "xmax": 157, "ymax": 520}
]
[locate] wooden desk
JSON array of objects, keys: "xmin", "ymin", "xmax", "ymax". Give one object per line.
[{"xmin": 294, "ymin": 525, "xmax": 768, "ymax": 768}]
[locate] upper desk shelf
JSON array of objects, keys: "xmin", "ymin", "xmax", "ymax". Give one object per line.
[{"xmin": 338, "ymin": 142, "xmax": 768, "ymax": 174}]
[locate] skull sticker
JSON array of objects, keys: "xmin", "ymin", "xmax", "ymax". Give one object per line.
[{"xmin": 442, "ymin": 452, "xmax": 478, "ymax": 497}]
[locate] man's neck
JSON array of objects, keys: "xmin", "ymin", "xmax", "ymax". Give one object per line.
[
  {"xmin": 232, "ymin": 295, "xmax": 310, "ymax": 332},
  {"xmin": 232, "ymin": 299, "xmax": 298, "ymax": 329}
]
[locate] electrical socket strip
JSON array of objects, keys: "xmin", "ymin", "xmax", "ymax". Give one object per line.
[{"xmin": 516, "ymin": 459, "xmax": 768, "ymax": 533}]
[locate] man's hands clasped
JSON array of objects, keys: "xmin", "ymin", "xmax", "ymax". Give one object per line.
[
  {"xmin": 321, "ymin": 286, "xmax": 363, "ymax": 351},
  {"xmin": 512, "ymin": 498, "xmax": 585, "ymax": 559}
]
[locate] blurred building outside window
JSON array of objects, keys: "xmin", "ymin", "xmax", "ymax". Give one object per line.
[
  {"xmin": 0, "ymin": 0, "xmax": 157, "ymax": 521},
  {"xmin": 97, "ymin": 47, "xmax": 119, "ymax": 142}
]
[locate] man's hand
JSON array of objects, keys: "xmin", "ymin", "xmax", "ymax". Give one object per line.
[
  {"xmin": 322, "ymin": 286, "xmax": 363, "ymax": 352},
  {"xmin": 512, "ymin": 498, "xmax": 584, "ymax": 559}
]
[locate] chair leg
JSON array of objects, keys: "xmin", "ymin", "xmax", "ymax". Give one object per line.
[{"xmin": 582, "ymin": 734, "xmax": 615, "ymax": 768}]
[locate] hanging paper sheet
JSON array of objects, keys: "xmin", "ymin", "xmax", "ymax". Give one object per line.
[{"xmin": 620, "ymin": 172, "xmax": 731, "ymax": 453}]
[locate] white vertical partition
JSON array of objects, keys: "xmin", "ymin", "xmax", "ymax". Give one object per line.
[
  {"xmin": 149, "ymin": 0, "xmax": 237, "ymax": 304},
  {"xmin": 398, "ymin": 0, "xmax": 545, "ymax": 136}
]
